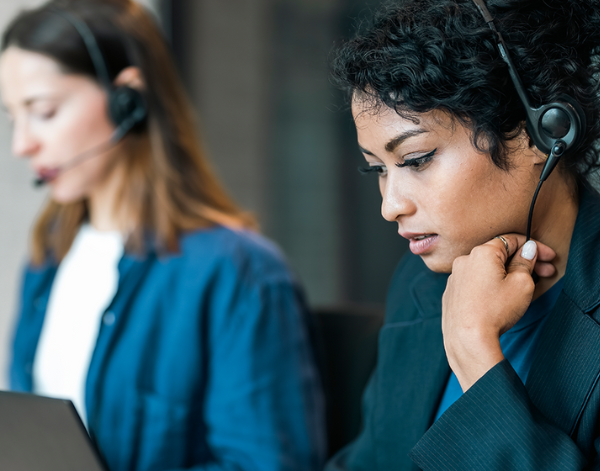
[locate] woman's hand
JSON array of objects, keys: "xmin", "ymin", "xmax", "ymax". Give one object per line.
[{"xmin": 442, "ymin": 234, "xmax": 557, "ymax": 392}]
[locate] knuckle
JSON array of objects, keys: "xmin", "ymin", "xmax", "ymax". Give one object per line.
[
  {"xmin": 471, "ymin": 244, "xmax": 497, "ymax": 258},
  {"xmin": 452, "ymin": 255, "xmax": 467, "ymax": 270},
  {"xmin": 524, "ymin": 276, "xmax": 535, "ymax": 291},
  {"xmin": 470, "ymin": 245, "xmax": 485, "ymax": 256},
  {"xmin": 513, "ymin": 260, "xmax": 533, "ymax": 272},
  {"xmin": 512, "ymin": 272, "xmax": 535, "ymax": 291}
]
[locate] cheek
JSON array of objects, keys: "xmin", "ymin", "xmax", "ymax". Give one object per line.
[
  {"xmin": 430, "ymin": 164, "xmax": 528, "ymax": 249},
  {"xmin": 40, "ymin": 93, "xmax": 114, "ymax": 166},
  {"xmin": 435, "ymin": 169, "xmax": 486, "ymax": 230},
  {"xmin": 417, "ymin": 162, "xmax": 476, "ymax": 226},
  {"xmin": 50, "ymin": 151, "xmax": 118, "ymax": 202}
]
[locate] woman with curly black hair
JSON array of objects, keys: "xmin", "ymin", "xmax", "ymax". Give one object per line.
[{"xmin": 327, "ymin": 0, "xmax": 600, "ymax": 469}]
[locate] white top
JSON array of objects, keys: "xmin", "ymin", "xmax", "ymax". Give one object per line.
[{"xmin": 33, "ymin": 224, "xmax": 124, "ymax": 425}]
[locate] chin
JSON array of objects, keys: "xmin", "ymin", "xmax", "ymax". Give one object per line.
[
  {"xmin": 50, "ymin": 185, "xmax": 86, "ymax": 204},
  {"xmin": 419, "ymin": 253, "xmax": 454, "ymax": 274}
]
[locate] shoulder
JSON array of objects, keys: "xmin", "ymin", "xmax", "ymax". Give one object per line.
[
  {"xmin": 21, "ymin": 259, "xmax": 59, "ymax": 289},
  {"xmin": 563, "ymin": 184, "xmax": 600, "ymax": 312},
  {"xmin": 175, "ymin": 225, "xmax": 295, "ymax": 284},
  {"xmin": 175, "ymin": 227, "xmax": 308, "ymax": 340}
]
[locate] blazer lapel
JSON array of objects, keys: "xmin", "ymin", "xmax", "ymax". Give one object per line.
[
  {"xmin": 527, "ymin": 185, "xmax": 600, "ymax": 437},
  {"xmin": 374, "ymin": 268, "xmax": 450, "ymax": 470}
]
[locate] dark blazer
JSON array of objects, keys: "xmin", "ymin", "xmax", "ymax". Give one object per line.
[{"xmin": 327, "ymin": 184, "xmax": 600, "ymax": 470}]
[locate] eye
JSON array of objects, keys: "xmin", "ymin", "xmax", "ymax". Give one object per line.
[
  {"xmin": 358, "ymin": 165, "xmax": 387, "ymax": 177},
  {"xmin": 36, "ymin": 109, "xmax": 56, "ymax": 120},
  {"xmin": 396, "ymin": 148, "xmax": 437, "ymax": 171},
  {"xmin": 29, "ymin": 103, "xmax": 58, "ymax": 121}
]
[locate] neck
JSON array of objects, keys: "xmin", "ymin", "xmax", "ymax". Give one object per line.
[
  {"xmin": 530, "ymin": 171, "xmax": 579, "ymax": 299},
  {"xmin": 88, "ymin": 163, "xmax": 126, "ymax": 233}
]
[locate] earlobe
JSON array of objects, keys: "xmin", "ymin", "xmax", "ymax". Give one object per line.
[
  {"xmin": 113, "ymin": 66, "xmax": 145, "ymax": 90},
  {"xmin": 531, "ymin": 146, "xmax": 549, "ymax": 165},
  {"xmin": 521, "ymin": 128, "xmax": 548, "ymax": 165}
]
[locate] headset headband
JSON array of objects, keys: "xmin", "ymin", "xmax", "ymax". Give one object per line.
[
  {"xmin": 49, "ymin": 8, "xmax": 113, "ymax": 91},
  {"xmin": 471, "ymin": 0, "xmax": 534, "ymax": 112}
]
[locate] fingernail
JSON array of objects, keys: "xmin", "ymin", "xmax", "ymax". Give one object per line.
[{"xmin": 521, "ymin": 240, "xmax": 537, "ymax": 260}]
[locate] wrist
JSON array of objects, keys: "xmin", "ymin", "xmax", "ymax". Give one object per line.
[{"xmin": 444, "ymin": 330, "xmax": 504, "ymax": 392}]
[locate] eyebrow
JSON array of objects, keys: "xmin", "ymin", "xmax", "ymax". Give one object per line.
[
  {"xmin": 1, "ymin": 96, "xmax": 55, "ymax": 116},
  {"xmin": 24, "ymin": 96, "xmax": 50, "ymax": 106},
  {"xmin": 358, "ymin": 129, "xmax": 429, "ymax": 156}
]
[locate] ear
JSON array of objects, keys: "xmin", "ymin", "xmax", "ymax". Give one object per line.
[
  {"xmin": 516, "ymin": 126, "xmax": 547, "ymax": 165},
  {"xmin": 529, "ymin": 141, "xmax": 548, "ymax": 165},
  {"xmin": 113, "ymin": 66, "xmax": 145, "ymax": 90}
]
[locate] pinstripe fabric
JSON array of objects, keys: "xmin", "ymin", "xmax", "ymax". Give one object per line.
[
  {"xmin": 410, "ymin": 360, "xmax": 587, "ymax": 469},
  {"xmin": 326, "ymin": 185, "xmax": 600, "ymax": 471},
  {"xmin": 527, "ymin": 295, "xmax": 600, "ymax": 433}
]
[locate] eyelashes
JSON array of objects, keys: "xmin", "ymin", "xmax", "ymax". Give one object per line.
[
  {"xmin": 358, "ymin": 165, "xmax": 386, "ymax": 176},
  {"xmin": 358, "ymin": 148, "xmax": 437, "ymax": 176},
  {"xmin": 396, "ymin": 148, "xmax": 437, "ymax": 168}
]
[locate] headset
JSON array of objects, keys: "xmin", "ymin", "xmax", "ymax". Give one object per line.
[
  {"xmin": 52, "ymin": 7, "xmax": 147, "ymax": 137},
  {"xmin": 471, "ymin": 0, "xmax": 587, "ymax": 240},
  {"xmin": 34, "ymin": 6, "xmax": 147, "ymax": 186}
]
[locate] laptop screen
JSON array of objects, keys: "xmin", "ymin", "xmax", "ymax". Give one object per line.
[{"xmin": 0, "ymin": 390, "xmax": 107, "ymax": 471}]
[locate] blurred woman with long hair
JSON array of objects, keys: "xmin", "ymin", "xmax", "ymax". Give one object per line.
[{"xmin": 0, "ymin": 1, "xmax": 326, "ymax": 469}]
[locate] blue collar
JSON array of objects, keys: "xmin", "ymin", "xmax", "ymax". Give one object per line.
[{"xmin": 506, "ymin": 278, "xmax": 564, "ymax": 334}]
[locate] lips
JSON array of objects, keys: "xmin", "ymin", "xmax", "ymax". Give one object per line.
[
  {"xmin": 400, "ymin": 232, "xmax": 439, "ymax": 255},
  {"xmin": 413, "ymin": 234, "xmax": 433, "ymax": 241},
  {"xmin": 35, "ymin": 167, "xmax": 60, "ymax": 183}
]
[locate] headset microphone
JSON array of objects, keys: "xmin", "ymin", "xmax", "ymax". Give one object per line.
[
  {"xmin": 472, "ymin": 0, "xmax": 586, "ymax": 241},
  {"xmin": 32, "ymin": 116, "xmax": 138, "ymax": 187},
  {"xmin": 33, "ymin": 176, "xmax": 52, "ymax": 188}
]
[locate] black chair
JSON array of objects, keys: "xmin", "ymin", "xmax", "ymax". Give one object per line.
[{"xmin": 313, "ymin": 305, "xmax": 384, "ymax": 458}]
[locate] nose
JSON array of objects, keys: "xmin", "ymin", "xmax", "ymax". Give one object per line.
[
  {"xmin": 12, "ymin": 120, "xmax": 40, "ymax": 158},
  {"xmin": 380, "ymin": 175, "xmax": 416, "ymax": 222}
]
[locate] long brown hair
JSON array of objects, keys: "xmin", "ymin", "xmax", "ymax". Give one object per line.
[{"xmin": 2, "ymin": 0, "xmax": 256, "ymax": 265}]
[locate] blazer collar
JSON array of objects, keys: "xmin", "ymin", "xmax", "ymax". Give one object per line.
[
  {"xmin": 526, "ymin": 184, "xmax": 600, "ymax": 438},
  {"xmin": 562, "ymin": 183, "xmax": 600, "ymax": 313},
  {"xmin": 376, "ymin": 263, "xmax": 450, "ymax": 469},
  {"xmin": 409, "ymin": 264, "xmax": 449, "ymax": 320}
]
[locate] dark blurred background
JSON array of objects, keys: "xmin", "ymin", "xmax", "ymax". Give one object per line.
[
  {"xmin": 157, "ymin": 2, "xmax": 411, "ymax": 451},
  {"xmin": 156, "ymin": 0, "xmax": 409, "ymax": 308}
]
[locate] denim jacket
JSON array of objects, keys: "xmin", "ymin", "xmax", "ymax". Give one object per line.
[{"xmin": 11, "ymin": 226, "xmax": 326, "ymax": 471}]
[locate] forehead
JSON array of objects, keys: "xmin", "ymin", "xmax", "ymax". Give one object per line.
[
  {"xmin": 0, "ymin": 47, "xmax": 64, "ymax": 84},
  {"xmin": 351, "ymin": 95, "xmax": 456, "ymax": 143},
  {"xmin": 0, "ymin": 47, "xmax": 64, "ymax": 106},
  {"xmin": 0, "ymin": 47, "xmax": 98, "ymax": 107}
]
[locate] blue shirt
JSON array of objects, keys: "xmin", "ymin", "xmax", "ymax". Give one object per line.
[
  {"xmin": 435, "ymin": 278, "xmax": 564, "ymax": 421},
  {"xmin": 11, "ymin": 226, "xmax": 326, "ymax": 471}
]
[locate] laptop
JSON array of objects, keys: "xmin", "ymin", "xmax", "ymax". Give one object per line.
[{"xmin": 0, "ymin": 390, "xmax": 108, "ymax": 471}]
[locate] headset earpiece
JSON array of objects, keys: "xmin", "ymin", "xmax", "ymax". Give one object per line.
[
  {"xmin": 472, "ymin": 0, "xmax": 586, "ymax": 159},
  {"xmin": 525, "ymin": 95, "xmax": 586, "ymax": 155},
  {"xmin": 109, "ymin": 86, "xmax": 147, "ymax": 132}
]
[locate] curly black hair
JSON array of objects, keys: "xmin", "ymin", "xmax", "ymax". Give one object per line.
[{"xmin": 332, "ymin": 0, "xmax": 600, "ymax": 180}]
